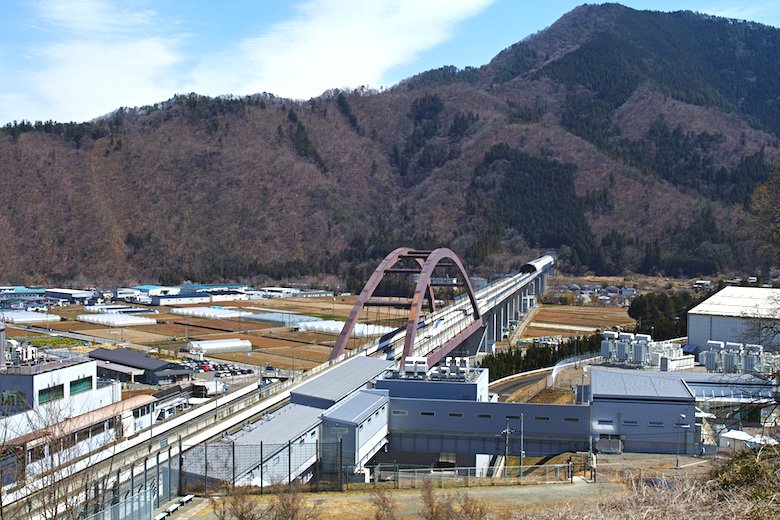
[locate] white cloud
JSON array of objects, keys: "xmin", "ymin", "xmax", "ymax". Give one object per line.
[
  {"xmin": 699, "ymin": 1, "xmax": 780, "ymax": 24},
  {"xmin": 1, "ymin": 0, "xmax": 496, "ymax": 124},
  {"xmin": 189, "ymin": 0, "xmax": 496, "ymax": 99},
  {"xmin": 0, "ymin": 0, "xmax": 181, "ymax": 123}
]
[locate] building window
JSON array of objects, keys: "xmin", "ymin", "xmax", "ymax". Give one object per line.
[
  {"xmin": 597, "ymin": 420, "xmax": 613, "ymax": 425},
  {"xmin": 534, "ymin": 416, "xmax": 550, "ymax": 421},
  {"xmin": 477, "ymin": 414, "xmax": 492, "ymax": 419},
  {"xmin": 1, "ymin": 390, "xmax": 26, "ymax": 407},
  {"xmin": 622, "ymin": 420, "xmax": 639, "ymax": 426},
  {"xmin": 420, "ymin": 411, "xmax": 435, "ymax": 417},
  {"xmin": 449, "ymin": 413, "xmax": 463, "ymax": 418},
  {"xmin": 648, "ymin": 422, "xmax": 664, "ymax": 427},
  {"xmin": 392, "ymin": 410, "xmax": 407, "ymax": 416},
  {"xmin": 564, "ymin": 417, "xmax": 579, "ymax": 422},
  {"xmin": 39, "ymin": 384, "xmax": 64, "ymax": 404},
  {"xmin": 506, "ymin": 415, "xmax": 521, "ymax": 420},
  {"xmin": 70, "ymin": 376, "xmax": 93, "ymax": 395}
]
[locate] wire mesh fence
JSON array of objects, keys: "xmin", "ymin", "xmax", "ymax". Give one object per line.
[
  {"xmin": 388, "ymin": 463, "xmax": 575, "ymax": 489},
  {"xmin": 80, "ymin": 488, "xmax": 154, "ymax": 520},
  {"xmin": 179, "ymin": 442, "xmax": 346, "ymax": 495}
]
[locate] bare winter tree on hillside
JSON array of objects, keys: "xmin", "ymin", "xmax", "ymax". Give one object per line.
[{"xmin": 741, "ymin": 168, "xmax": 780, "ymax": 266}]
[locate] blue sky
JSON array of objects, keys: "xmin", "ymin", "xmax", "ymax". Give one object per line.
[{"xmin": 1, "ymin": 0, "xmax": 779, "ymax": 125}]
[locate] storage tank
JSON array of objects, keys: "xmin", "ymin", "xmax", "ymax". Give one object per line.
[
  {"xmin": 635, "ymin": 334, "xmax": 651, "ymax": 343},
  {"xmin": 707, "ymin": 340, "xmax": 725, "ymax": 350},
  {"xmin": 618, "ymin": 332, "xmax": 635, "ymax": 342},
  {"xmin": 603, "ymin": 331, "xmax": 618, "ymax": 340}
]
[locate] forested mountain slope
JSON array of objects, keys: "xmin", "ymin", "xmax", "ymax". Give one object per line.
[{"xmin": 1, "ymin": 3, "xmax": 778, "ymax": 285}]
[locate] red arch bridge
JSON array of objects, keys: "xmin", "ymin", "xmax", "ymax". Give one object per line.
[{"xmin": 329, "ymin": 249, "xmax": 555, "ymax": 369}]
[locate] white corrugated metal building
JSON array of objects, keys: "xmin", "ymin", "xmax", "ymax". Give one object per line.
[
  {"xmin": 687, "ymin": 287, "xmax": 780, "ymax": 350},
  {"xmin": 187, "ymin": 339, "xmax": 252, "ymax": 354}
]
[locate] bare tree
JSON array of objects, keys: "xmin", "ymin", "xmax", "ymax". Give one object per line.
[
  {"xmin": 742, "ymin": 291, "xmax": 780, "ymax": 349},
  {"xmin": 741, "ymin": 169, "xmax": 780, "ymax": 265},
  {"xmin": 419, "ymin": 480, "xmax": 488, "ymax": 520},
  {"xmin": 264, "ymin": 482, "xmax": 320, "ymax": 520},
  {"xmin": 368, "ymin": 486, "xmax": 398, "ymax": 520},
  {"xmin": 420, "ymin": 479, "xmax": 452, "ymax": 520}
]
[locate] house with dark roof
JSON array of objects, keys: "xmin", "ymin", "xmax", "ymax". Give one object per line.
[{"xmin": 88, "ymin": 348, "xmax": 192, "ymax": 385}]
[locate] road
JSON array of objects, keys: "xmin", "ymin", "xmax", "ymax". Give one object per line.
[{"xmin": 489, "ymin": 371, "xmax": 550, "ymax": 402}]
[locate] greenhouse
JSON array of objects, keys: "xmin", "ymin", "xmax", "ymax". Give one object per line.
[
  {"xmin": 77, "ymin": 314, "xmax": 157, "ymax": 327},
  {"xmin": 296, "ymin": 320, "xmax": 394, "ymax": 337},
  {"xmin": 0, "ymin": 311, "xmax": 62, "ymax": 324},
  {"xmin": 187, "ymin": 339, "xmax": 253, "ymax": 354},
  {"xmin": 170, "ymin": 307, "xmax": 251, "ymax": 320},
  {"xmin": 242, "ymin": 312, "xmax": 322, "ymax": 326}
]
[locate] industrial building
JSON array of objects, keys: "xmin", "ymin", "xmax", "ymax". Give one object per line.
[
  {"xmin": 88, "ymin": 348, "xmax": 192, "ymax": 385},
  {"xmin": 182, "ymin": 350, "xmax": 759, "ymax": 489},
  {"xmin": 0, "ymin": 325, "xmax": 121, "ymax": 441},
  {"xmin": 687, "ymin": 286, "xmax": 780, "ymax": 350},
  {"xmin": 182, "ymin": 355, "xmax": 394, "ymax": 487}
]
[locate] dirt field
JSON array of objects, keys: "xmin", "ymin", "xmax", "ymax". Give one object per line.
[
  {"xmin": 523, "ymin": 306, "xmax": 635, "ymax": 338},
  {"xmin": 210, "ymin": 351, "xmax": 320, "ymax": 371},
  {"xmin": 528, "ymin": 388, "xmax": 574, "ymax": 405}
]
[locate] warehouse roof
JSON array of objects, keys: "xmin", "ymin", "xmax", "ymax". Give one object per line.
[
  {"xmin": 590, "ymin": 369, "xmax": 693, "ymax": 401},
  {"xmin": 323, "ymin": 389, "xmax": 389, "ymax": 425},
  {"xmin": 290, "ymin": 356, "xmax": 394, "ymax": 409},
  {"xmin": 89, "ymin": 347, "xmax": 180, "ymax": 371},
  {"xmin": 688, "ymin": 287, "xmax": 780, "ymax": 319}
]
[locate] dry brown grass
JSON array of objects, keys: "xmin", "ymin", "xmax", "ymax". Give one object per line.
[{"xmin": 510, "ymin": 478, "xmax": 763, "ymax": 520}]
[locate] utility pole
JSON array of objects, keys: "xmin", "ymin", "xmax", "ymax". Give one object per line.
[
  {"xmin": 520, "ymin": 412, "xmax": 524, "ymax": 485},
  {"xmin": 504, "ymin": 418, "xmax": 510, "ymax": 478}
]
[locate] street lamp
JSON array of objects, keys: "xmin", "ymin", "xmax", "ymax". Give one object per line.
[{"xmin": 676, "ymin": 413, "xmax": 687, "ymax": 469}]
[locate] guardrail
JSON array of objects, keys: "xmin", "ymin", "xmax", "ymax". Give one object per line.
[{"xmin": 549, "ymin": 352, "xmax": 601, "ymax": 386}]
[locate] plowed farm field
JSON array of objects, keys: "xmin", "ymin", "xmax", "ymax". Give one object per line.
[{"xmin": 523, "ymin": 306, "xmax": 635, "ymax": 338}]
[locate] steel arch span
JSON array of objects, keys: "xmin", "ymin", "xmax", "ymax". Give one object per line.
[{"xmin": 329, "ymin": 248, "xmax": 482, "ymax": 368}]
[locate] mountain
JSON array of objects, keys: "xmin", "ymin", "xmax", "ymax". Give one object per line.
[{"xmin": 1, "ymin": 3, "xmax": 779, "ymax": 286}]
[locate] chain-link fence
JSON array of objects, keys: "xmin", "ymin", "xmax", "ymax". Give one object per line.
[
  {"xmin": 81, "ymin": 488, "xmax": 154, "ymax": 520},
  {"xmin": 179, "ymin": 442, "xmax": 346, "ymax": 494},
  {"xmin": 389, "ymin": 463, "xmax": 574, "ymax": 489}
]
